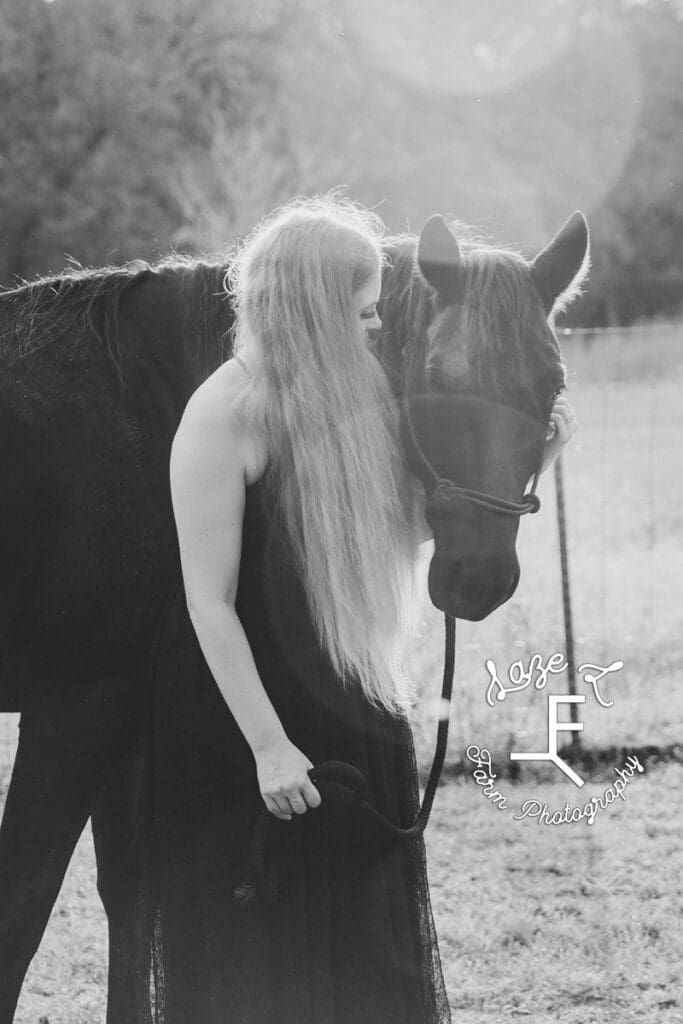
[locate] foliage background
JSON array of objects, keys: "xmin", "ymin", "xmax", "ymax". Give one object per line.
[{"xmin": 1, "ymin": 0, "xmax": 682, "ymax": 326}]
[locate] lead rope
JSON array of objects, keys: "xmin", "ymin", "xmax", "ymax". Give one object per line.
[{"xmin": 234, "ymin": 614, "xmax": 456, "ymax": 905}]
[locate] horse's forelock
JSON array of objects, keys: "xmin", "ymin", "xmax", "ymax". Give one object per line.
[
  {"xmin": 379, "ymin": 232, "xmax": 563, "ymax": 406},
  {"xmin": 406, "ymin": 235, "xmax": 564, "ymax": 404},
  {"xmin": 457, "ymin": 246, "xmax": 564, "ymax": 401},
  {"xmin": 380, "ymin": 235, "xmax": 435, "ymax": 387}
]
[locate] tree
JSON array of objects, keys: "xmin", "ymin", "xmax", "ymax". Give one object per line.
[{"xmin": 0, "ymin": 0, "xmax": 293, "ymax": 280}]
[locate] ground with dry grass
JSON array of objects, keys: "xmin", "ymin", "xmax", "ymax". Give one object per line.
[{"xmin": 432, "ymin": 761, "xmax": 683, "ymax": 1023}]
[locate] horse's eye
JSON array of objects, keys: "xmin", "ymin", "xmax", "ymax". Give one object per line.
[
  {"xmin": 537, "ymin": 379, "xmax": 564, "ymax": 418},
  {"xmin": 550, "ymin": 385, "xmax": 565, "ymax": 408}
]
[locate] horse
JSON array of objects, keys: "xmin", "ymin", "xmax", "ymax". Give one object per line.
[{"xmin": 0, "ymin": 211, "xmax": 588, "ymax": 1022}]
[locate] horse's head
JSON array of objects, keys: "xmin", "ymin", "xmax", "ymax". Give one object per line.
[{"xmin": 378, "ymin": 212, "xmax": 589, "ymax": 621}]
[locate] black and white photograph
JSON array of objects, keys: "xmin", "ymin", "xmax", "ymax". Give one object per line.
[{"xmin": 0, "ymin": 1, "xmax": 681, "ymax": 1022}]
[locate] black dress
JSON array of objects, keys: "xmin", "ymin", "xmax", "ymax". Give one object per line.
[{"xmin": 143, "ymin": 479, "xmax": 452, "ymax": 1024}]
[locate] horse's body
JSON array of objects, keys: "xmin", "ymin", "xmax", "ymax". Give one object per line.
[
  {"xmin": 0, "ymin": 261, "xmax": 230, "ymax": 709},
  {"xmin": 0, "ymin": 214, "xmax": 588, "ymax": 1022}
]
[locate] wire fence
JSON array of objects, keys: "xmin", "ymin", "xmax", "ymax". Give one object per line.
[{"xmin": 2, "ymin": 322, "xmax": 683, "ymax": 790}]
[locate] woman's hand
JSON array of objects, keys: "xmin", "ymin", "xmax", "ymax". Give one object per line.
[
  {"xmin": 254, "ymin": 736, "xmax": 322, "ymax": 821},
  {"xmin": 540, "ymin": 395, "xmax": 578, "ymax": 474}
]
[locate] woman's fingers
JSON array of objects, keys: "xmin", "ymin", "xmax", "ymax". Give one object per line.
[
  {"xmin": 265, "ymin": 779, "xmax": 322, "ymax": 819},
  {"xmin": 549, "ymin": 412, "xmax": 569, "ymax": 442},
  {"xmin": 265, "ymin": 781, "xmax": 322, "ymax": 819},
  {"xmin": 256, "ymin": 740, "xmax": 322, "ymax": 819},
  {"xmin": 287, "ymin": 792, "xmax": 309, "ymax": 815},
  {"xmin": 540, "ymin": 397, "xmax": 577, "ymax": 474},
  {"xmin": 302, "ymin": 776, "xmax": 322, "ymax": 809},
  {"xmin": 548, "ymin": 398, "xmax": 578, "ymax": 442},
  {"xmin": 267, "ymin": 795, "xmax": 293, "ymax": 821}
]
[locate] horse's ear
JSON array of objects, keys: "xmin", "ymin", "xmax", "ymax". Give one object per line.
[
  {"xmin": 530, "ymin": 211, "xmax": 590, "ymax": 314},
  {"xmin": 417, "ymin": 215, "xmax": 462, "ymax": 301}
]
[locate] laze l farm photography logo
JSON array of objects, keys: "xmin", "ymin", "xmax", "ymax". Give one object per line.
[{"xmin": 466, "ymin": 651, "xmax": 645, "ymax": 825}]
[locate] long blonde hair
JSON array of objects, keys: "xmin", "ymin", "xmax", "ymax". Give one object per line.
[{"xmin": 227, "ymin": 195, "xmax": 420, "ymax": 712}]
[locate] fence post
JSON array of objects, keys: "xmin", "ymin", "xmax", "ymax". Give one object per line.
[{"xmin": 554, "ymin": 455, "xmax": 581, "ymax": 757}]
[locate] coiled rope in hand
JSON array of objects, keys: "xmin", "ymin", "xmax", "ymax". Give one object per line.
[{"xmin": 234, "ymin": 614, "xmax": 456, "ymax": 906}]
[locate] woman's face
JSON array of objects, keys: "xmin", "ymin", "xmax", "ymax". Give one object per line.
[{"xmin": 352, "ymin": 265, "xmax": 382, "ymax": 342}]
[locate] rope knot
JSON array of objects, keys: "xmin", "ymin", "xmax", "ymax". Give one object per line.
[
  {"xmin": 428, "ymin": 478, "xmax": 459, "ymax": 513},
  {"xmin": 521, "ymin": 492, "xmax": 541, "ymax": 513}
]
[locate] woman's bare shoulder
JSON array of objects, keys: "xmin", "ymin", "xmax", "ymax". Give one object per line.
[{"xmin": 173, "ymin": 360, "xmax": 267, "ymax": 485}]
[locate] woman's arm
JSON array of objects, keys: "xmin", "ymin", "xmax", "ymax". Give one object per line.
[
  {"xmin": 540, "ymin": 394, "xmax": 578, "ymax": 474},
  {"xmin": 413, "ymin": 479, "xmax": 434, "ymax": 545},
  {"xmin": 169, "ymin": 379, "xmax": 321, "ymax": 821}
]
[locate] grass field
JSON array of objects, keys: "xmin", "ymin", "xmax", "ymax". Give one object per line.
[
  {"xmin": 2, "ymin": 323, "xmax": 682, "ymax": 1021},
  {"xmin": 9, "ymin": 762, "xmax": 683, "ymax": 1023}
]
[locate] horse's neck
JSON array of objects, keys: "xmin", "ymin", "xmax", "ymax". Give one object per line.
[{"xmin": 123, "ymin": 262, "xmax": 231, "ymax": 398}]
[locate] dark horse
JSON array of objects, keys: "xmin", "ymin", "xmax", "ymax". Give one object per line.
[{"xmin": 0, "ymin": 212, "xmax": 588, "ymax": 1021}]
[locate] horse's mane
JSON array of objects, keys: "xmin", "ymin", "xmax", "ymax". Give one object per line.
[
  {"xmin": 1, "ymin": 226, "xmax": 564, "ymax": 405},
  {"xmin": 381, "ymin": 228, "xmax": 565, "ymax": 408},
  {"xmin": 0, "ymin": 254, "xmax": 232, "ymax": 384}
]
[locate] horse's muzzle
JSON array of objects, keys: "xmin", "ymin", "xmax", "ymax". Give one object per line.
[{"xmin": 427, "ymin": 551, "xmax": 520, "ymax": 621}]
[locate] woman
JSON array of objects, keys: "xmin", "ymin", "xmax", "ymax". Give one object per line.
[{"xmin": 148, "ymin": 195, "xmax": 575, "ymax": 1023}]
